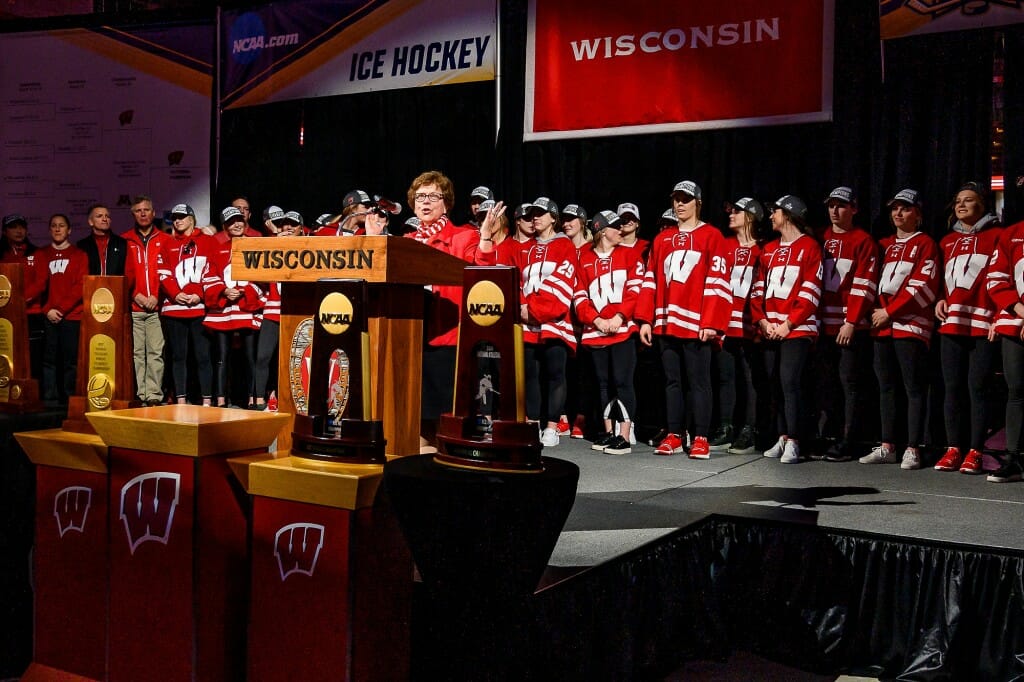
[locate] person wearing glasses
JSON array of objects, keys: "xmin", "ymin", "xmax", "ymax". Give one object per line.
[
  {"xmin": 751, "ymin": 195, "xmax": 822, "ymax": 464},
  {"xmin": 405, "ymin": 170, "xmax": 493, "ymax": 450},
  {"xmin": 636, "ymin": 180, "xmax": 731, "ymax": 459},
  {"xmin": 709, "ymin": 197, "xmax": 766, "ymax": 456},
  {"xmin": 862, "ymin": 189, "xmax": 939, "ymax": 470},
  {"xmin": 814, "ymin": 186, "xmax": 878, "ymax": 462},
  {"xmin": 932, "ymin": 181, "xmax": 1003, "ymax": 474},
  {"xmin": 156, "ymin": 203, "xmax": 214, "ymax": 406}
]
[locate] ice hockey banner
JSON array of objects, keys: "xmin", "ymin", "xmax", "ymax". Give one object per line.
[
  {"xmin": 881, "ymin": 1, "xmax": 1024, "ymax": 40},
  {"xmin": 524, "ymin": 0, "xmax": 834, "ymax": 141},
  {"xmin": 221, "ymin": 0, "xmax": 496, "ymax": 110}
]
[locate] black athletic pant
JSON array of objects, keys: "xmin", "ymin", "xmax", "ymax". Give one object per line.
[
  {"xmin": 659, "ymin": 336, "xmax": 712, "ymax": 437},
  {"xmin": 213, "ymin": 328, "xmax": 255, "ymax": 405},
  {"xmin": 1002, "ymin": 335, "xmax": 1024, "ymax": 454},
  {"xmin": 42, "ymin": 318, "xmax": 79, "ymax": 400},
  {"xmin": 940, "ymin": 334, "xmax": 997, "ymax": 451},
  {"xmin": 163, "ymin": 316, "xmax": 212, "ymax": 401},
  {"xmin": 716, "ymin": 337, "xmax": 757, "ymax": 428},
  {"xmin": 874, "ymin": 336, "xmax": 929, "ymax": 446},
  {"xmin": 525, "ymin": 341, "xmax": 568, "ymax": 423},
  {"xmin": 591, "ymin": 339, "xmax": 638, "ymax": 423},
  {"xmin": 763, "ymin": 337, "xmax": 812, "ymax": 442},
  {"xmin": 253, "ymin": 319, "xmax": 279, "ymax": 401}
]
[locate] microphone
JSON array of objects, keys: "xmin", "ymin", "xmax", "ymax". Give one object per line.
[{"xmin": 374, "ymin": 195, "xmax": 402, "ymax": 215}]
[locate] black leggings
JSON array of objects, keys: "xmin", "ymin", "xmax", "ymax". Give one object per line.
[
  {"xmin": 874, "ymin": 337, "xmax": 929, "ymax": 446},
  {"xmin": 525, "ymin": 342, "xmax": 568, "ymax": 423},
  {"xmin": 163, "ymin": 316, "xmax": 212, "ymax": 400},
  {"xmin": 590, "ymin": 339, "xmax": 638, "ymax": 422},
  {"xmin": 1003, "ymin": 335, "xmax": 1024, "ymax": 454},
  {"xmin": 763, "ymin": 337, "xmax": 812, "ymax": 441},
  {"xmin": 213, "ymin": 329, "xmax": 255, "ymax": 404},
  {"xmin": 817, "ymin": 332, "xmax": 871, "ymax": 440},
  {"xmin": 716, "ymin": 337, "xmax": 757, "ymax": 427},
  {"xmin": 658, "ymin": 336, "xmax": 712, "ymax": 437},
  {"xmin": 940, "ymin": 334, "xmax": 997, "ymax": 451},
  {"xmin": 252, "ymin": 319, "xmax": 279, "ymax": 401}
]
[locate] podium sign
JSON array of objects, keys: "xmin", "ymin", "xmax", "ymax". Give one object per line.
[
  {"xmin": 65, "ymin": 276, "xmax": 136, "ymax": 433},
  {"xmin": 436, "ymin": 267, "xmax": 542, "ymax": 472},
  {"xmin": 291, "ymin": 279, "xmax": 385, "ymax": 462},
  {"xmin": 0, "ymin": 262, "xmax": 42, "ymax": 412}
]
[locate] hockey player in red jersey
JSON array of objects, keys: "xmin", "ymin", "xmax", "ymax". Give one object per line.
[
  {"xmin": 574, "ymin": 210, "xmax": 645, "ymax": 455},
  {"xmin": 815, "ymin": 186, "xmax": 878, "ymax": 461},
  {"xmin": 751, "ymin": 195, "xmax": 822, "ymax": 464},
  {"xmin": 636, "ymin": 180, "xmax": 731, "ymax": 459},
  {"xmin": 986, "ymin": 217, "xmax": 1024, "ymax": 482},
  {"xmin": 933, "ymin": 182, "xmax": 1002, "ymax": 474},
  {"xmin": 710, "ymin": 197, "xmax": 765, "ymax": 455},
  {"xmin": 157, "ymin": 203, "xmax": 215, "ymax": 405},
  {"xmin": 862, "ymin": 189, "xmax": 940, "ymax": 469}
]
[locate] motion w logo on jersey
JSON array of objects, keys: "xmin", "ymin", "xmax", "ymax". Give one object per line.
[
  {"xmin": 589, "ymin": 271, "xmax": 626, "ymax": 309},
  {"xmin": 175, "ymin": 256, "xmax": 208, "ymax": 287},
  {"xmin": 664, "ymin": 250, "xmax": 701, "ymax": 284},
  {"xmin": 823, "ymin": 240, "xmax": 852, "ymax": 293},
  {"xmin": 945, "ymin": 237, "xmax": 987, "ymax": 291},
  {"xmin": 49, "ymin": 257, "xmax": 70, "ymax": 275}
]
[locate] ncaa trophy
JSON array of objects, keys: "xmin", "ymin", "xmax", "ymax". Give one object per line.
[
  {"xmin": 0, "ymin": 262, "xmax": 42, "ymax": 412},
  {"xmin": 64, "ymin": 275, "xmax": 137, "ymax": 432},
  {"xmin": 436, "ymin": 266, "xmax": 542, "ymax": 471},
  {"xmin": 290, "ymin": 278, "xmax": 385, "ymax": 462}
]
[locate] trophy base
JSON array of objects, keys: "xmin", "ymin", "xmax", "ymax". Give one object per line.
[
  {"xmin": 435, "ymin": 414, "xmax": 543, "ymax": 473},
  {"xmin": 0, "ymin": 378, "xmax": 44, "ymax": 414},
  {"xmin": 62, "ymin": 396, "xmax": 138, "ymax": 433},
  {"xmin": 291, "ymin": 415, "xmax": 386, "ymax": 463}
]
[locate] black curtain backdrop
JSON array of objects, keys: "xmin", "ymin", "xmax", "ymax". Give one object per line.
[
  {"xmin": 1003, "ymin": 25, "xmax": 1024, "ymax": 226},
  {"xmin": 217, "ymin": 2, "xmax": 995, "ymax": 242}
]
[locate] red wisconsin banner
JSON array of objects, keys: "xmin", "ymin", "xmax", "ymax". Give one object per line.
[{"xmin": 525, "ymin": 0, "xmax": 834, "ymax": 140}]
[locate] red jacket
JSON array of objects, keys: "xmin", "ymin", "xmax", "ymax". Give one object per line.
[
  {"xmin": 28, "ymin": 244, "xmax": 88, "ymax": 321},
  {"xmin": 123, "ymin": 226, "xmax": 172, "ymax": 312}
]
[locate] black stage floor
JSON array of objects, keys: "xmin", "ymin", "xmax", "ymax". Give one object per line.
[{"xmin": 4, "ymin": 415, "xmax": 1023, "ymax": 680}]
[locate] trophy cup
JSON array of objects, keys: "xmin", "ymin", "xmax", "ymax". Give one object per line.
[
  {"xmin": 435, "ymin": 266, "xmax": 542, "ymax": 472},
  {"xmin": 290, "ymin": 279, "xmax": 385, "ymax": 462},
  {"xmin": 0, "ymin": 262, "xmax": 42, "ymax": 413}
]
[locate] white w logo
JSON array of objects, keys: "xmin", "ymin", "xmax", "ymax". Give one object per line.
[
  {"xmin": 764, "ymin": 265, "xmax": 801, "ymax": 300},
  {"xmin": 175, "ymin": 256, "xmax": 207, "ymax": 287},
  {"xmin": 589, "ymin": 271, "xmax": 625, "ymax": 310},
  {"xmin": 944, "ymin": 253, "xmax": 987, "ymax": 292},
  {"xmin": 49, "ymin": 258, "xmax": 69, "ymax": 275},
  {"xmin": 664, "ymin": 250, "xmax": 701, "ymax": 284}
]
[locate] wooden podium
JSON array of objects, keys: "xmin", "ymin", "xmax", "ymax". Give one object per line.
[
  {"xmin": 87, "ymin": 406, "xmax": 289, "ymax": 682},
  {"xmin": 0, "ymin": 262, "xmax": 42, "ymax": 413},
  {"xmin": 15, "ymin": 429, "xmax": 108, "ymax": 682},
  {"xmin": 232, "ymin": 236, "xmax": 467, "ymax": 456},
  {"xmin": 64, "ymin": 275, "xmax": 136, "ymax": 433}
]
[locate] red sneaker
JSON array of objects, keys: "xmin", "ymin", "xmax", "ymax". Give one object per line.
[
  {"xmin": 655, "ymin": 433, "xmax": 684, "ymax": 455},
  {"xmin": 934, "ymin": 447, "xmax": 962, "ymax": 471},
  {"xmin": 959, "ymin": 449, "xmax": 984, "ymax": 474},
  {"xmin": 570, "ymin": 425, "xmax": 584, "ymax": 439},
  {"xmin": 266, "ymin": 391, "xmax": 279, "ymax": 412},
  {"xmin": 689, "ymin": 436, "xmax": 710, "ymax": 460},
  {"xmin": 555, "ymin": 417, "xmax": 571, "ymax": 437}
]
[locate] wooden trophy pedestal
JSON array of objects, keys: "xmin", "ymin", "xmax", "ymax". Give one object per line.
[
  {"xmin": 436, "ymin": 415, "xmax": 543, "ymax": 472},
  {"xmin": 63, "ymin": 396, "xmax": 134, "ymax": 433},
  {"xmin": 87, "ymin": 405, "xmax": 289, "ymax": 682},
  {"xmin": 0, "ymin": 378, "xmax": 43, "ymax": 414},
  {"xmin": 15, "ymin": 428, "xmax": 108, "ymax": 681},
  {"xmin": 229, "ymin": 452, "xmax": 412, "ymax": 682},
  {"xmin": 291, "ymin": 414, "xmax": 386, "ymax": 462}
]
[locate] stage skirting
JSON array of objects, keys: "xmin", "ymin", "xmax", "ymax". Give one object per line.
[{"xmin": 411, "ymin": 517, "xmax": 1024, "ymax": 681}]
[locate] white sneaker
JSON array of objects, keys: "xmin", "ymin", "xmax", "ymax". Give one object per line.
[
  {"xmin": 540, "ymin": 428, "xmax": 559, "ymax": 447},
  {"xmin": 780, "ymin": 439, "xmax": 800, "ymax": 463},
  {"xmin": 859, "ymin": 445, "xmax": 898, "ymax": 464},
  {"xmin": 901, "ymin": 447, "xmax": 921, "ymax": 470},
  {"xmin": 764, "ymin": 436, "xmax": 786, "ymax": 458},
  {"xmin": 629, "ymin": 422, "xmax": 636, "ymax": 445}
]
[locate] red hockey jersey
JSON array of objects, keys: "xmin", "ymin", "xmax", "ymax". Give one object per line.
[
  {"xmin": 820, "ymin": 227, "xmax": 878, "ymax": 334},
  {"xmin": 750, "ymin": 234, "xmax": 822, "ymax": 339},
  {"xmin": 635, "ymin": 223, "xmax": 731, "ymax": 338},
  {"xmin": 202, "ymin": 238, "xmax": 265, "ymax": 331},
  {"xmin": 573, "ymin": 243, "xmax": 645, "ymax": 346},
  {"xmin": 986, "ymin": 220, "xmax": 1024, "ymax": 338},
  {"xmin": 724, "ymin": 237, "xmax": 762, "ymax": 340},
  {"xmin": 873, "ymin": 231, "xmax": 939, "ymax": 343},
  {"xmin": 938, "ymin": 225, "xmax": 1002, "ymax": 336},
  {"xmin": 157, "ymin": 230, "xmax": 216, "ymax": 319},
  {"xmin": 511, "ymin": 234, "xmax": 578, "ymax": 349}
]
